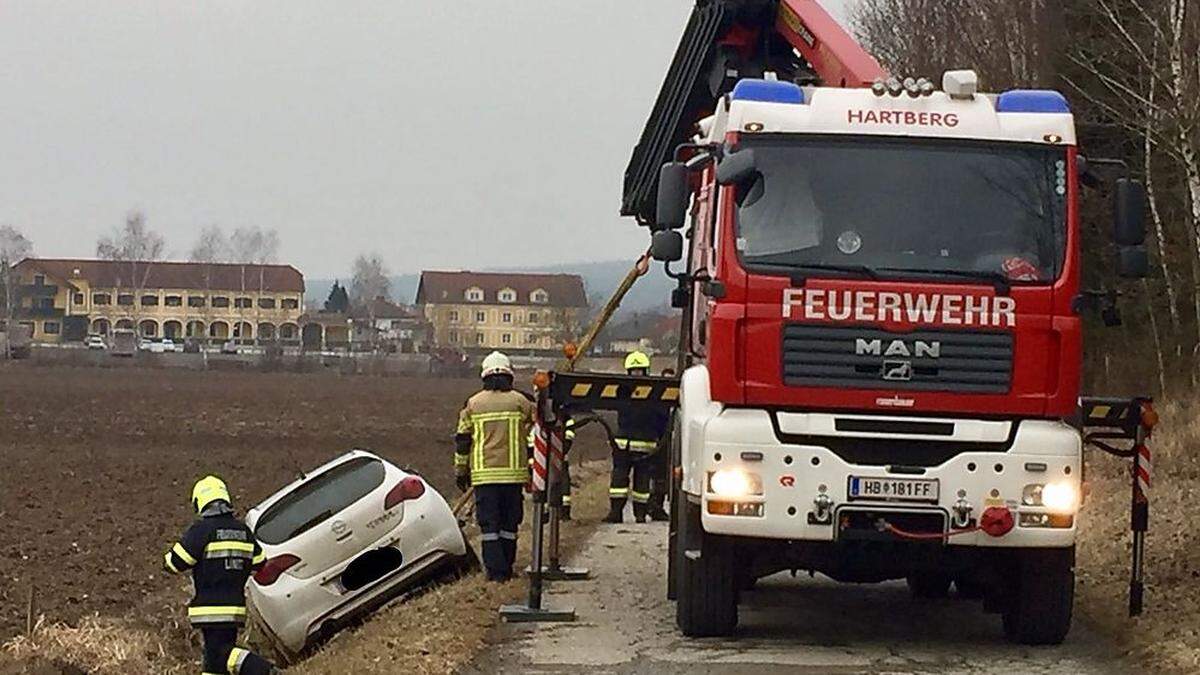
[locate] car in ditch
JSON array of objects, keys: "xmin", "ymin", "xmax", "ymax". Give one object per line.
[{"xmin": 245, "ymin": 450, "xmax": 472, "ymax": 660}]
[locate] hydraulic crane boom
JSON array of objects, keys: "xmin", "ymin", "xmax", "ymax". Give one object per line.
[{"xmin": 622, "ymin": 0, "xmax": 886, "ymax": 223}]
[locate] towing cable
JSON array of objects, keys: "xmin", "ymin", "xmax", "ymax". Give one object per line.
[{"xmin": 876, "ymin": 519, "xmax": 980, "ymax": 541}]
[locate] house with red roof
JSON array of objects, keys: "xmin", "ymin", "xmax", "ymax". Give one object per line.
[{"xmin": 416, "ymin": 271, "xmax": 588, "ymax": 353}]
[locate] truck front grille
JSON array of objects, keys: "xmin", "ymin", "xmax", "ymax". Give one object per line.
[{"xmin": 782, "ymin": 324, "xmax": 1013, "ymax": 394}]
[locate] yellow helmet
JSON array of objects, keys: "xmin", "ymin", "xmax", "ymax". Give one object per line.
[
  {"xmin": 191, "ymin": 475, "xmax": 231, "ymax": 514},
  {"xmin": 624, "ymin": 351, "xmax": 651, "ymax": 371}
]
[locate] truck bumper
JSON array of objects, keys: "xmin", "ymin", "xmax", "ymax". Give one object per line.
[{"xmin": 691, "ymin": 408, "xmax": 1081, "ymax": 549}]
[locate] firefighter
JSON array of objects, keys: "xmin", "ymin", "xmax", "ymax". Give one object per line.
[
  {"xmin": 163, "ymin": 476, "xmax": 276, "ymax": 675},
  {"xmin": 606, "ymin": 351, "xmax": 671, "ymax": 524},
  {"xmin": 456, "ymin": 351, "xmax": 536, "ymax": 582}
]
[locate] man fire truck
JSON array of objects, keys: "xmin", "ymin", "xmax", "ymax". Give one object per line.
[{"xmin": 545, "ymin": 0, "xmax": 1152, "ymax": 646}]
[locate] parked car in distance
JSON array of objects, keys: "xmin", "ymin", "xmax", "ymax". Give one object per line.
[
  {"xmin": 246, "ymin": 450, "xmax": 472, "ymax": 661},
  {"xmin": 143, "ymin": 338, "xmax": 182, "ymax": 354},
  {"xmin": 221, "ymin": 340, "xmax": 240, "ymax": 355},
  {"xmin": 85, "ymin": 335, "xmax": 107, "ymax": 350}
]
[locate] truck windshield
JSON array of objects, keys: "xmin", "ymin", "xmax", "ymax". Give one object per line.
[{"xmin": 733, "ymin": 136, "xmax": 1068, "ymax": 283}]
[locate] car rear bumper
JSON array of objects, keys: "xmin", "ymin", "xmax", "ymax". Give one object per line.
[{"xmin": 249, "ymin": 497, "xmax": 468, "ymax": 653}]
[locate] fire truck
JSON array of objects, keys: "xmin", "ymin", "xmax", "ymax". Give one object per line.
[{"xmin": 543, "ymin": 0, "xmax": 1153, "ymax": 646}]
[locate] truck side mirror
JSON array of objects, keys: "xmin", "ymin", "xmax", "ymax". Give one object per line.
[
  {"xmin": 656, "ymin": 162, "xmax": 690, "ymax": 230},
  {"xmin": 1118, "ymin": 246, "xmax": 1149, "ymax": 279},
  {"xmin": 650, "ymin": 230, "xmax": 684, "ymax": 263},
  {"xmin": 716, "ymin": 148, "xmax": 757, "ymax": 186},
  {"xmin": 1114, "ymin": 179, "xmax": 1147, "ymax": 247}
]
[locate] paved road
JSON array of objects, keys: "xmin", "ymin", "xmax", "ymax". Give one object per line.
[{"xmin": 467, "ymin": 522, "xmax": 1124, "ymax": 674}]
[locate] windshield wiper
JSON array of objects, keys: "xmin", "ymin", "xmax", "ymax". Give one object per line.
[
  {"xmin": 747, "ymin": 261, "xmax": 880, "ymax": 283},
  {"xmin": 878, "ymin": 267, "xmax": 1012, "ymax": 294}
]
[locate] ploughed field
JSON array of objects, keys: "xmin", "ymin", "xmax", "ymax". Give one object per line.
[{"xmin": 0, "ymin": 364, "xmax": 480, "ymax": 642}]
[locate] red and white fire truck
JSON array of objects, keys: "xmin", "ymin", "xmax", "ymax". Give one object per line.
[{"xmin": 546, "ymin": 0, "xmax": 1153, "ymax": 646}]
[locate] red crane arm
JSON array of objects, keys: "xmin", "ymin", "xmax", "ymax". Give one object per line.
[
  {"xmin": 776, "ymin": 0, "xmax": 887, "ymax": 87},
  {"xmin": 623, "ymin": 0, "xmax": 889, "ymax": 222}
]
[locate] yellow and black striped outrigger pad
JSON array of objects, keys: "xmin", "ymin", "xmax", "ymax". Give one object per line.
[
  {"xmin": 548, "ymin": 371, "xmax": 681, "ymax": 414},
  {"xmin": 1078, "ymin": 396, "xmax": 1151, "ymax": 438}
]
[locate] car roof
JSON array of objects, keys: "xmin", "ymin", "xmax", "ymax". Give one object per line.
[{"xmin": 245, "ymin": 449, "xmax": 396, "ymax": 526}]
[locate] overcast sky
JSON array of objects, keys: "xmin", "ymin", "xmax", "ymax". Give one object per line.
[{"xmin": 0, "ymin": 1, "xmax": 850, "ymax": 279}]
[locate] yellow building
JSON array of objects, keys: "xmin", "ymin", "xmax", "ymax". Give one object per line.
[
  {"xmin": 416, "ymin": 271, "xmax": 587, "ymax": 352},
  {"xmin": 9, "ymin": 258, "xmax": 305, "ymax": 344}
]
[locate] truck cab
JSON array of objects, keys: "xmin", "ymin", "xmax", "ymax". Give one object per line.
[{"xmin": 654, "ymin": 72, "xmax": 1147, "ymax": 644}]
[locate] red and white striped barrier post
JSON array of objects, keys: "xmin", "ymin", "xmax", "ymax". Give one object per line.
[
  {"xmin": 500, "ymin": 412, "xmax": 575, "ymax": 622},
  {"xmin": 543, "ymin": 425, "xmax": 590, "ymax": 581},
  {"xmin": 1129, "ymin": 423, "xmax": 1152, "ymax": 617}
]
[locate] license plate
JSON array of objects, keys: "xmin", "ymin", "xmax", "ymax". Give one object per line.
[{"xmin": 848, "ymin": 476, "xmax": 939, "ymax": 503}]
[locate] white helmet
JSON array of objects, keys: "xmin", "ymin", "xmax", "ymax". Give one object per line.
[{"xmin": 480, "ymin": 351, "xmax": 514, "ymax": 378}]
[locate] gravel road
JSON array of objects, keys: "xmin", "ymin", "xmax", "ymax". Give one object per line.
[{"xmin": 467, "ymin": 521, "xmax": 1126, "ymax": 674}]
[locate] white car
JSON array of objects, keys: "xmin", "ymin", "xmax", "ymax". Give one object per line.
[
  {"xmin": 245, "ymin": 450, "xmax": 471, "ymax": 659},
  {"xmin": 158, "ymin": 338, "xmax": 181, "ymax": 353},
  {"xmin": 85, "ymin": 335, "xmax": 107, "ymax": 350}
]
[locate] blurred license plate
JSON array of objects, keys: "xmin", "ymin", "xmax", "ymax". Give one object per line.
[{"xmin": 848, "ymin": 477, "xmax": 939, "ymax": 502}]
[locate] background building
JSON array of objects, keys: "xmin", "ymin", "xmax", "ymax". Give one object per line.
[
  {"xmin": 10, "ymin": 258, "xmax": 305, "ymax": 344},
  {"xmin": 416, "ymin": 271, "xmax": 587, "ymax": 352}
]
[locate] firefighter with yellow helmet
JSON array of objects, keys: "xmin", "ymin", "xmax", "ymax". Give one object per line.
[
  {"xmin": 163, "ymin": 476, "xmax": 277, "ymax": 675},
  {"xmin": 455, "ymin": 351, "xmax": 536, "ymax": 581},
  {"xmin": 606, "ymin": 351, "xmax": 671, "ymax": 523}
]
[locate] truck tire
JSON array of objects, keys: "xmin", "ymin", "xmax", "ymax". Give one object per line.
[
  {"xmin": 666, "ymin": 414, "xmax": 681, "ymax": 601},
  {"xmin": 906, "ymin": 573, "xmax": 952, "ymax": 599},
  {"xmin": 675, "ymin": 498, "xmax": 738, "ymax": 637},
  {"xmin": 1001, "ymin": 547, "xmax": 1074, "ymax": 645}
]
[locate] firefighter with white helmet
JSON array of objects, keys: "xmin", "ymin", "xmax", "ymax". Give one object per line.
[
  {"xmin": 163, "ymin": 476, "xmax": 277, "ymax": 674},
  {"xmin": 606, "ymin": 351, "xmax": 671, "ymax": 523},
  {"xmin": 455, "ymin": 351, "xmax": 536, "ymax": 581}
]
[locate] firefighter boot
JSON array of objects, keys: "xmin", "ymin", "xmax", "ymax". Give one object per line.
[
  {"xmin": 603, "ymin": 499, "xmax": 625, "ymax": 524},
  {"xmin": 632, "ymin": 502, "xmax": 648, "ymax": 524},
  {"xmin": 647, "ymin": 492, "xmax": 669, "ymax": 522}
]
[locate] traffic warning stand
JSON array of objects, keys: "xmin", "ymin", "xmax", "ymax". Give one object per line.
[{"xmin": 500, "ymin": 422, "xmax": 577, "ymax": 623}]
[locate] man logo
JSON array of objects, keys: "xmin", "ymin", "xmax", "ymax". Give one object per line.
[
  {"xmin": 856, "ymin": 338, "xmax": 941, "ymax": 359},
  {"xmin": 882, "ymin": 360, "xmax": 914, "ymax": 382}
]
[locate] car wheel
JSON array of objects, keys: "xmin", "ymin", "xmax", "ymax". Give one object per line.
[{"xmin": 1002, "ymin": 547, "xmax": 1074, "ymax": 645}]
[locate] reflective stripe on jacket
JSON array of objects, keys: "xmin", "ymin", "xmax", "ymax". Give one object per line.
[
  {"xmin": 163, "ymin": 509, "xmax": 264, "ymax": 626},
  {"xmin": 456, "ymin": 389, "xmax": 535, "ymax": 485}
]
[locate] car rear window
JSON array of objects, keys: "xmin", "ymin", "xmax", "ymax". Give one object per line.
[{"xmin": 255, "ymin": 457, "xmax": 386, "ymax": 545}]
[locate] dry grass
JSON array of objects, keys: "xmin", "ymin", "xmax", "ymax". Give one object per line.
[
  {"xmin": 1076, "ymin": 397, "xmax": 1200, "ymax": 674},
  {"xmin": 1, "ymin": 615, "xmax": 186, "ymax": 674}
]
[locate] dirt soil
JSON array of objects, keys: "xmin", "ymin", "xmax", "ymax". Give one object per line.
[{"xmin": 0, "ymin": 363, "xmax": 482, "ymax": 666}]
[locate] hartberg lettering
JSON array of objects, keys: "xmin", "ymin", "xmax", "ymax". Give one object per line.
[
  {"xmin": 782, "ymin": 289, "xmax": 1016, "ymax": 328},
  {"xmin": 847, "ymin": 109, "xmax": 960, "ymax": 128}
]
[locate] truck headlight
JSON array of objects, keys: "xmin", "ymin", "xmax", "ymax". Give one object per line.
[
  {"xmin": 1022, "ymin": 482, "xmax": 1078, "ymax": 513},
  {"xmin": 708, "ymin": 469, "xmax": 763, "ymax": 497},
  {"xmin": 1041, "ymin": 482, "xmax": 1078, "ymax": 513}
]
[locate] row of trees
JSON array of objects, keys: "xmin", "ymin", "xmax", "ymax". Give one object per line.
[{"xmin": 853, "ymin": 0, "xmax": 1200, "ymax": 394}]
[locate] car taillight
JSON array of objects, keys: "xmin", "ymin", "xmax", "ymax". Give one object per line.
[
  {"xmin": 253, "ymin": 554, "xmax": 301, "ymax": 586},
  {"xmin": 384, "ymin": 477, "xmax": 426, "ymax": 510}
]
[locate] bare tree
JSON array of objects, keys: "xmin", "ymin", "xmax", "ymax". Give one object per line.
[
  {"xmin": 0, "ymin": 226, "xmax": 34, "ymax": 342},
  {"xmin": 96, "ymin": 211, "xmax": 166, "ymax": 336},
  {"xmin": 351, "ymin": 254, "xmax": 392, "ymax": 348},
  {"xmin": 190, "ymin": 226, "xmax": 231, "ymax": 264},
  {"xmin": 227, "ymin": 227, "xmax": 280, "ymax": 344}
]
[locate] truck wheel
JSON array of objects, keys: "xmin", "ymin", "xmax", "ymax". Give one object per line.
[
  {"xmin": 675, "ymin": 498, "xmax": 738, "ymax": 637},
  {"xmin": 955, "ymin": 576, "xmax": 985, "ymax": 600},
  {"xmin": 906, "ymin": 573, "xmax": 952, "ymax": 599},
  {"xmin": 666, "ymin": 414, "xmax": 681, "ymax": 601},
  {"xmin": 1001, "ymin": 547, "xmax": 1074, "ymax": 645}
]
